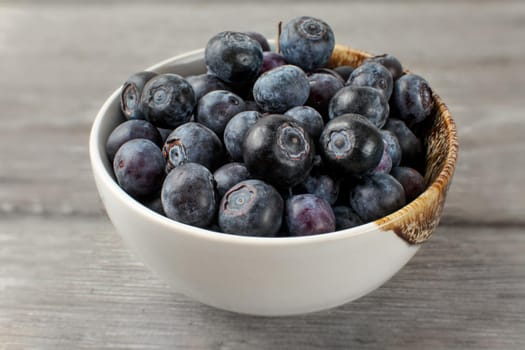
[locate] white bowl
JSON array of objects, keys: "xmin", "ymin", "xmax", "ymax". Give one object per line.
[{"xmin": 89, "ymin": 45, "xmax": 458, "ymax": 316}]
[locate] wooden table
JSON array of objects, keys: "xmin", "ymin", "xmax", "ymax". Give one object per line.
[{"xmin": 1, "ymin": 1, "xmax": 524, "ymax": 349}]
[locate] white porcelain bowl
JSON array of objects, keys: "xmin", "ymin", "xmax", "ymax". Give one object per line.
[{"xmin": 89, "ymin": 45, "xmax": 458, "ymax": 316}]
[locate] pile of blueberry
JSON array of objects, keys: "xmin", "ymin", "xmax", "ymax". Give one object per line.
[{"xmin": 107, "ymin": 16, "xmax": 433, "ymax": 237}]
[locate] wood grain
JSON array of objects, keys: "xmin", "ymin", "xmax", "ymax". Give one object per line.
[
  {"xmin": 1, "ymin": 216, "xmax": 524, "ymax": 349},
  {"xmin": 0, "ymin": 2, "xmax": 524, "ymax": 349}
]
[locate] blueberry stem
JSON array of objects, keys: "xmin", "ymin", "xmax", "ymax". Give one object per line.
[{"xmin": 277, "ymin": 21, "xmax": 282, "ymax": 53}]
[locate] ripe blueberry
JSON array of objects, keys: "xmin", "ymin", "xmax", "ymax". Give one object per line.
[
  {"xmin": 285, "ymin": 194, "xmax": 335, "ymax": 236},
  {"xmin": 383, "ymin": 118, "xmax": 423, "ymax": 167},
  {"xmin": 346, "ymin": 62, "xmax": 393, "ymax": 100},
  {"xmin": 319, "ymin": 114, "xmax": 384, "ymax": 176},
  {"xmin": 223, "ymin": 110, "xmax": 261, "ymax": 162},
  {"xmin": 106, "ymin": 119, "xmax": 162, "ymax": 162},
  {"xmin": 253, "ymin": 64, "xmax": 310, "ymax": 113},
  {"xmin": 162, "ymin": 122, "xmax": 224, "ymax": 173},
  {"xmin": 279, "ymin": 16, "xmax": 335, "ymax": 71},
  {"xmin": 349, "ymin": 173, "xmax": 406, "ymax": 222},
  {"xmin": 196, "ymin": 90, "xmax": 246, "ymax": 137},
  {"xmin": 329, "ymin": 85, "xmax": 390, "ymax": 128},
  {"xmin": 305, "ymin": 72, "xmax": 344, "ymax": 119},
  {"xmin": 390, "ymin": 166, "xmax": 426, "ymax": 202},
  {"xmin": 218, "ymin": 179, "xmax": 283, "ymax": 236},
  {"xmin": 213, "ymin": 162, "xmax": 252, "ymax": 199},
  {"xmin": 392, "ymin": 74, "xmax": 434, "ymax": 126},
  {"xmin": 380, "ymin": 130, "xmax": 402, "ymax": 167},
  {"xmin": 161, "ymin": 162, "xmax": 217, "ymax": 228},
  {"xmin": 365, "ymin": 54, "xmax": 404, "ymax": 80},
  {"xmin": 205, "ymin": 31, "xmax": 263, "ymax": 84},
  {"xmin": 141, "ymin": 74, "xmax": 196, "ymax": 129},
  {"xmin": 243, "ymin": 114, "xmax": 315, "ymax": 188},
  {"xmin": 113, "ymin": 139, "xmax": 165, "ymax": 199}
]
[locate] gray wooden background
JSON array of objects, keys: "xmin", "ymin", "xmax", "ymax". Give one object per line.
[{"xmin": 1, "ymin": 1, "xmax": 524, "ymax": 349}]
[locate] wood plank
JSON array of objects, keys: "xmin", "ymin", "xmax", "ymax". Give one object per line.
[{"xmin": 0, "ymin": 215, "xmax": 524, "ymax": 349}]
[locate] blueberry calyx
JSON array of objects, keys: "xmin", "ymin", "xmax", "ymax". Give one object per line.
[
  {"xmin": 327, "ymin": 130, "xmax": 354, "ymax": 159},
  {"xmin": 277, "ymin": 123, "xmax": 310, "ymax": 161},
  {"xmin": 297, "ymin": 17, "xmax": 327, "ymax": 40},
  {"xmin": 122, "ymin": 84, "xmax": 139, "ymax": 114},
  {"xmin": 222, "ymin": 183, "xmax": 256, "ymax": 215},
  {"xmin": 163, "ymin": 138, "xmax": 187, "ymax": 170}
]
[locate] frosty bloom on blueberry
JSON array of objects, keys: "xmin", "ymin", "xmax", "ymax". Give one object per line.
[
  {"xmin": 205, "ymin": 31, "xmax": 263, "ymax": 84},
  {"xmin": 279, "ymin": 16, "xmax": 335, "ymax": 71}
]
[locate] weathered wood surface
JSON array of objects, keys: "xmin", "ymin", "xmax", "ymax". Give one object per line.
[
  {"xmin": 1, "ymin": 1, "xmax": 524, "ymax": 349},
  {"xmin": 1, "ymin": 217, "xmax": 524, "ymax": 349}
]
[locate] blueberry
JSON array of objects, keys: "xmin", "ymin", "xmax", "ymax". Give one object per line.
[
  {"xmin": 305, "ymin": 72, "xmax": 344, "ymax": 119},
  {"xmin": 244, "ymin": 31, "xmax": 271, "ymax": 52},
  {"xmin": 113, "ymin": 139, "xmax": 165, "ymax": 199},
  {"xmin": 333, "ymin": 65, "xmax": 354, "ymax": 81},
  {"xmin": 205, "ymin": 31, "xmax": 263, "ymax": 84},
  {"xmin": 196, "ymin": 90, "xmax": 246, "ymax": 137},
  {"xmin": 284, "ymin": 105, "xmax": 324, "ymax": 139},
  {"xmin": 349, "ymin": 173, "xmax": 406, "ymax": 222},
  {"xmin": 141, "ymin": 73, "xmax": 196, "ymax": 129},
  {"xmin": 253, "ymin": 65, "xmax": 310, "ymax": 113},
  {"xmin": 120, "ymin": 71, "xmax": 158, "ymax": 120},
  {"xmin": 185, "ymin": 74, "xmax": 231, "ymax": 101},
  {"xmin": 329, "ymin": 85, "xmax": 389, "ymax": 128},
  {"xmin": 106, "ymin": 119, "xmax": 162, "ymax": 162},
  {"xmin": 380, "ymin": 130, "xmax": 402, "ymax": 167},
  {"xmin": 286, "ymin": 194, "xmax": 335, "ymax": 236},
  {"xmin": 279, "ymin": 16, "xmax": 335, "ymax": 71},
  {"xmin": 390, "ymin": 166, "xmax": 426, "ymax": 202},
  {"xmin": 392, "ymin": 74, "xmax": 434, "ymax": 126},
  {"xmin": 223, "ymin": 110, "xmax": 261, "ymax": 161},
  {"xmin": 298, "ymin": 174, "xmax": 339, "ymax": 205},
  {"xmin": 365, "ymin": 54, "xmax": 404, "ymax": 80},
  {"xmin": 218, "ymin": 179, "xmax": 283, "ymax": 237},
  {"xmin": 161, "ymin": 162, "xmax": 217, "ymax": 228},
  {"xmin": 243, "ymin": 114, "xmax": 315, "ymax": 188},
  {"xmin": 319, "ymin": 114, "xmax": 384, "ymax": 176},
  {"xmin": 332, "ymin": 205, "xmax": 364, "ymax": 230},
  {"xmin": 260, "ymin": 51, "xmax": 287, "ymax": 75},
  {"xmin": 371, "ymin": 140, "xmax": 393, "ymax": 175},
  {"xmin": 346, "ymin": 62, "xmax": 393, "ymax": 100},
  {"xmin": 162, "ymin": 122, "xmax": 224, "ymax": 173},
  {"xmin": 383, "ymin": 118, "xmax": 423, "ymax": 167},
  {"xmin": 213, "ymin": 162, "xmax": 251, "ymax": 198}
]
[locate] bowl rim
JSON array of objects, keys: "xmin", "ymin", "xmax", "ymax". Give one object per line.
[{"xmin": 89, "ymin": 46, "xmax": 458, "ymax": 247}]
